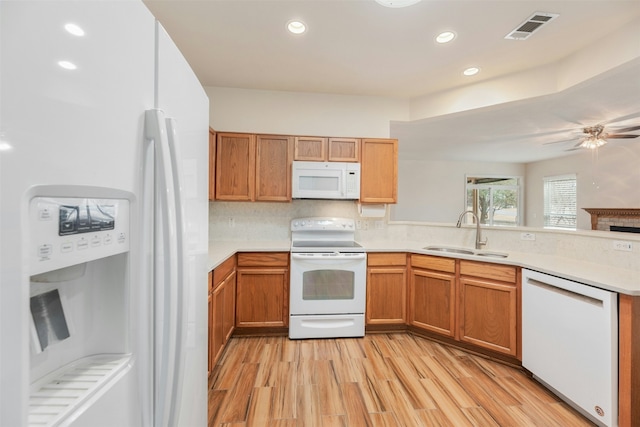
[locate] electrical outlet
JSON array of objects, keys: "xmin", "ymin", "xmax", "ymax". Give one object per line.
[
  {"xmin": 355, "ymin": 220, "xmax": 362, "ymax": 230},
  {"xmin": 520, "ymin": 232, "xmax": 536, "ymax": 241},
  {"xmin": 228, "ymin": 217, "xmax": 235, "ymax": 227},
  {"xmin": 374, "ymin": 220, "xmax": 384, "ymax": 230},
  {"xmin": 362, "ymin": 220, "xmax": 369, "ymax": 230},
  {"xmin": 613, "ymin": 240, "xmax": 632, "ymax": 251}
]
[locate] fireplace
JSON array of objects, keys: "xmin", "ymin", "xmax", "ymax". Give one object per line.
[{"xmin": 583, "ymin": 208, "xmax": 640, "ymax": 232}]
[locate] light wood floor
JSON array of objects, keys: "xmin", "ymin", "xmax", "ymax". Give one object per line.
[{"xmin": 208, "ymin": 333, "xmax": 594, "ymax": 426}]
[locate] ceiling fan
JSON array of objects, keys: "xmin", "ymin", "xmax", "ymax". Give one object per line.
[{"xmin": 545, "ymin": 121, "xmax": 640, "ymax": 150}]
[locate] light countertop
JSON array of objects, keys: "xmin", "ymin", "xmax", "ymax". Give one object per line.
[{"xmin": 208, "ymin": 239, "xmax": 640, "ymax": 296}]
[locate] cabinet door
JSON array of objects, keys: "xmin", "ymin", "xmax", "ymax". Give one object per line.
[
  {"xmin": 328, "ymin": 138, "xmax": 359, "ymax": 162},
  {"xmin": 255, "ymin": 135, "xmax": 293, "ymax": 201},
  {"xmin": 208, "ymin": 128, "xmax": 216, "ymax": 201},
  {"xmin": 208, "ymin": 285, "xmax": 213, "ymax": 375},
  {"xmin": 366, "ymin": 266, "xmax": 406, "ymax": 325},
  {"xmin": 459, "ymin": 277, "xmax": 517, "ymax": 356},
  {"xmin": 360, "ymin": 138, "xmax": 398, "ymax": 203},
  {"xmin": 211, "ymin": 283, "xmax": 225, "ymax": 365},
  {"xmin": 294, "ymin": 136, "xmax": 327, "ymax": 161},
  {"xmin": 223, "ymin": 271, "xmax": 236, "ymax": 342},
  {"xmin": 410, "ymin": 268, "xmax": 456, "ymax": 338},
  {"xmin": 215, "ymin": 132, "xmax": 256, "ymax": 201},
  {"xmin": 236, "ymin": 268, "xmax": 289, "ymax": 327}
]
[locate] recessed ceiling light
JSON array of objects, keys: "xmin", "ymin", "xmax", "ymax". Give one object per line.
[
  {"xmin": 287, "ymin": 20, "xmax": 306, "ymax": 35},
  {"xmin": 436, "ymin": 31, "xmax": 456, "ymax": 44},
  {"xmin": 58, "ymin": 60, "xmax": 77, "ymax": 70},
  {"xmin": 374, "ymin": 0, "xmax": 422, "ymax": 7},
  {"xmin": 64, "ymin": 23, "xmax": 85, "ymax": 37},
  {"xmin": 463, "ymin": 67, "xmax": 480, "ymax": 76}
]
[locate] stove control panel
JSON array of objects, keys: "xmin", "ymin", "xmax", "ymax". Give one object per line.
[{"xmin": 291, "ymin": 217, "xmax": 355, "ymax": 232}]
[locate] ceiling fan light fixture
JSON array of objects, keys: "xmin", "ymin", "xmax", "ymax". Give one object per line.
[
  {"xmin": 374, "ymin": 0, "xmax": 422, "ymax": 8},
  {"xmin": 580, "ymin": 136, "xmax": 607, "ymax": 149}
]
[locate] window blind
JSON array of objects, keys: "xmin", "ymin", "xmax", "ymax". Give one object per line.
[{"xmin": 544, "ymin": 175, "xmax": 577, "ymax": 229}]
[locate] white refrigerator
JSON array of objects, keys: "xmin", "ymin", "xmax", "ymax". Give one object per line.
[{"xmin": 0, "ymin": 1, "xmax": 209, "ymax": 426}]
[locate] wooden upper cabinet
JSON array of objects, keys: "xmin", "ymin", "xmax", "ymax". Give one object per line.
[
  {"xmin": 255, "ymin": 135, "xmax": 293, "ymax": 202},
  {"xmin": 294, "ymin": 136, "xmax": 327, "ymax": 161},
  {"xmin": 215, "ymin": 132, "xmax": 292, "ymax": 202},
  {"xmin": 294, "ymin": 136, "xmax": 359, "ymax": 162},
  {"xmin": 215, "ymin": 132, "xmax": 256, "ymax": 201},
  {"xmin": 328, "ymin": 138, "xmax": 359, "ymax": 162},
  {"xmin": 208, "ymin": 128, "xmax": 216, "ymax": 201},
  {"xmin": 360, "ymin": 138, "xmax": 398, "ymax": 204}
]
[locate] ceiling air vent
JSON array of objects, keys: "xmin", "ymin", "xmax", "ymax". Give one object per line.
[{"xmin": 505, "ymin": 12, "xmax": 559, "ymax": 40}]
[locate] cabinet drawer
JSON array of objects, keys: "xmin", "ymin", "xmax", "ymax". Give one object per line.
[
  {"xmin": 460, "ymin": 260, "xmax": 517, "ymax": 284},
  {"xmin": 237, "ymin": 252, "xmax": 289, "ymax": 267},
  {"xmin": 410, "ymin": 254, "xmax": 455, "ymax": 274},
  {"xmin": 213, "ymin": 255, "xmax": 236, "ymax": 288},
  {"xmin": 368, "ymin": 252, "xmax": 406, "ymax": 266}
]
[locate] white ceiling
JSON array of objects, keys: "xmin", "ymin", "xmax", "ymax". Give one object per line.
[{"xmin": 144, "ymin": 0, "xmax": 640, "ymax": 163}]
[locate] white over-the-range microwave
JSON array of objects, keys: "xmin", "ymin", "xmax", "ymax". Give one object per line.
[{"xmin": 292, "ymin": 161, "xmax": 360, "ymax": 200}]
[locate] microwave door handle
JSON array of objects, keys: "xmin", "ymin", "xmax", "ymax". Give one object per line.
[{"xmin": 341, "ymin": 169, "xmax": 346, "ymax": 197}]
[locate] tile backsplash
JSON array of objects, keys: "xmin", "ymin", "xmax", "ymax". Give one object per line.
[{"xmin": 209, "ymin": 201, "xmax": 639, "ymax": 271}]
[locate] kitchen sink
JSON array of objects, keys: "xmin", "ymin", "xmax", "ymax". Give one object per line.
[
  {"xmin": 423, "ymin": 246, "xmax": 508, "ymax": 258},
  {"xmin": 474, "ymin": 251, "xmax": 508, "ymax": 258},
  {"xmin": 423, "ymin": 246, "xmax": 475, "ymax": 255}
]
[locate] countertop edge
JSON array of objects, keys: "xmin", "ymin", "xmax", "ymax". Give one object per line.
[{"xmin": 208, "ymin": 240, "xmax": 640, "ymax": 296}]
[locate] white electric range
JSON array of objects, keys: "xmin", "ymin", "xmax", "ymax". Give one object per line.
[{"xmin": 289, "ymin": 217, "xmax": 367, "ymax": 339}]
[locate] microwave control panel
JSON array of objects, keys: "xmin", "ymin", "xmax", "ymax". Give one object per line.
[{"xmin": 29, "ymin": 196, "xmax": 130, "ymax": 275}]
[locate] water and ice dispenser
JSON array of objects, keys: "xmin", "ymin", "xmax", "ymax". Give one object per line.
[{"xmin": 28, "ymin": 195, "xmax": 139, "ymax": 426}]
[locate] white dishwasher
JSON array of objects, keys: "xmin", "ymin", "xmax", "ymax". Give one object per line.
[{"xmin": 522, "ymin": 269, "xmax": 618, "ymax": 427}]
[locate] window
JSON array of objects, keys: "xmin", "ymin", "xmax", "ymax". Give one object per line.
[
  {"xmin": 544, "ymin": 174, "xmax": 577, "ymax": 229},
  {"xmin": 465, "ymin": 176, "xmax": 522, "ymax": 227}
]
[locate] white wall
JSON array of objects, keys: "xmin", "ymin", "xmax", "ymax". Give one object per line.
[
  {"xmin": 525, "ymin": 141, "xmax": 640, "ymax": 229},
  {"xmin": 391, "ymin": 159, "xmax": 526, "ymax": 222},
  {"xmin": 206, "ymin": 86, "xmax": 409, "ymax": 138}
]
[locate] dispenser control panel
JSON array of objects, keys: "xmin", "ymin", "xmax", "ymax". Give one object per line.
[{"xmin": 30, "ymin": 196, "xmax": 130, "ymax": 275}]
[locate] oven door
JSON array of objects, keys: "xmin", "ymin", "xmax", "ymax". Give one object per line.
[{"xmin": 289, "ymin": 252, "xmax": 366, "ymax": 315}]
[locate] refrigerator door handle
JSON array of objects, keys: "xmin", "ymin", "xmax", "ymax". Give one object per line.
[{"xmin": 144, "ymin": 109, "xmax": 185, "ymax": 427}]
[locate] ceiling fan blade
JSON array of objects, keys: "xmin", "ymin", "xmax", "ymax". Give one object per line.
[
  {"xmin": 565, "ymin": 145, "xmax": 583, "ymax": 151},
  {"xmin": 611, "ymin": 125, "xmax": 640, "ymax": 133},
  {"xmin": 543, "ymin": 138, "xmax": 580, "ymax": 145},
  {"xmin": 602, "ymin": 112, "xmax": 640, "ymax": 125},
  {"xmin": 606, "ymin": 134, "xmax": 639, "ymax": 139}
]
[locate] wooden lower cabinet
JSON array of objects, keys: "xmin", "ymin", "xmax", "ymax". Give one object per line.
[
  {"xmin": 409, "ymin": 255, "xmax": 456, "ymax": 338},
  {"xmin": 408, "ymin": 254, "xmax": 520, "ymax": 358},
  {"xmin": 459, "ymin": 260, "xmax": 518, "ymax": 357},
  {"xmin": 209, "ymin": 256, "xmax": 236, "ymax": 373},
  {"xmin": 459, "ymin": 276, "xmax": 517, "ymax": 356},
  {"xmin": 236, "ymin": 252, "xmax": 289, "ymax": 328},
  {"xmin": 223, "ymin": 271, "xmax": 236, "ymax": 342},
  {"xmin": 366, "ymin": 253, "xmax": 407, "ymax": 325},
  {"xmin": 210, "ymin": 281, "xmax": 225, "ymax": 369}
]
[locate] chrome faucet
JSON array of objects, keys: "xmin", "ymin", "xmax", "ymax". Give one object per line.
[{"xmin": 456, "ymin": 210, "xmax": 487, "ymax": 250}]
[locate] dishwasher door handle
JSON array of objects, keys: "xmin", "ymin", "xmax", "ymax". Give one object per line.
[{"xmin": 526, "ymin": 278, "xmax": 603, "ymax": 307}]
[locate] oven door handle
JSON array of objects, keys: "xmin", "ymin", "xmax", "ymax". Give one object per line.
[{"xmin": 291, "ymin": 253, "xmax": 367, "ymax": 261}]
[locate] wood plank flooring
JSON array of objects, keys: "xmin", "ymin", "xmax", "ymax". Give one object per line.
[{"xmin": 208, "ymin": 333, "xmax": 594, "ymax": 426}]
